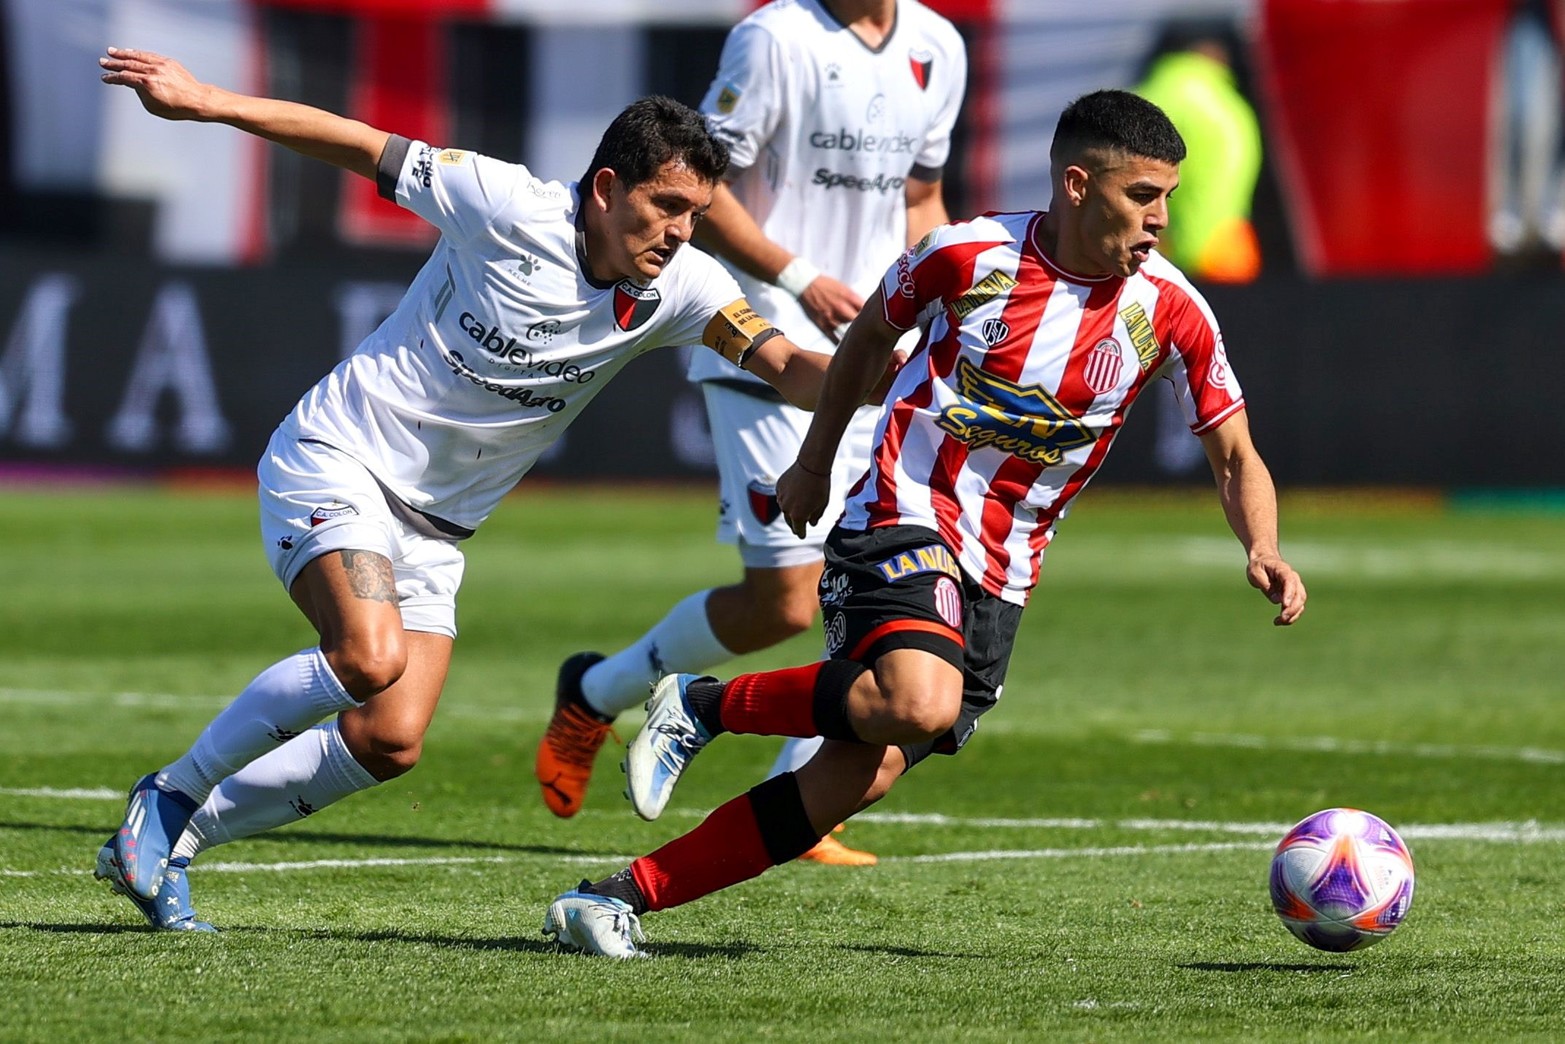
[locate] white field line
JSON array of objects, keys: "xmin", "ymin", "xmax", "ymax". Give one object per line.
[
  {"xmin": 10, "ymin": 687, "xmax": 1565, "ymax": 766},
  {"xmin": 1131, "ymin": 729, "xmax": 1565, "ymax": 765},
  {"xmin": 0, "ymin": 687, "xmax": 539, "ymax": 723},
  {"xmin": 5, "ymin": 817, "xmax": 1564, "ymax": 878}
]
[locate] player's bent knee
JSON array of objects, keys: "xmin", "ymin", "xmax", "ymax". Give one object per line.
[
  {"xmin": 339, "ymin": 728, "xmax": 422, "ymax": 781},
  {"xmin": 323, "ymin": 639, "xmax": 408, "ymax": 699}
]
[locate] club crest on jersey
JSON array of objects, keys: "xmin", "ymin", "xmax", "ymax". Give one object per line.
[
  {"xmin": 1083, "ymin": 338, "xmax": 1124, "ymax": 394},
  {"xmin": 909, "ymin": 49, "xmax": 934, "ymax": 90},
  {"xmin": 938, "ymin": 357, "xmax": 1095, "ymax": 466},
  {"xmin": 613, "ymin": 282, "xmax": 662, "ymax": 331},
  {"xmin": 1118, "ymin": 301, "xmax": 1162, "ymax": 372},
  {"xmin": 309, "ymin": 503, "xmax": 358, "ymax": 527},
  {"xmin": 747, "ymin": 480, "xmax": 782, "ymax": 525},
  {"xmin": 981, "ymin": 318, "xmax": 1010, "ymax": 347}
]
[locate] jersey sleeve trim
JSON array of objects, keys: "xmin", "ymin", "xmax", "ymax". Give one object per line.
[
  {"xmin": 377, "ymin": 134, "xmax": 412, "ymax": 202},
  {"xmin": 909, "ymin": 163, "xmax": 944, "ymax": 182},
  {"xmin": 1190, "ymin": 398, "xmax": 1246, "ymax": 436}
]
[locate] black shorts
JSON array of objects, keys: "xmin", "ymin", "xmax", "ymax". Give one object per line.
[{"xmin": 820, "ymin": 524, "xmax": 1024, "ymax": 771}]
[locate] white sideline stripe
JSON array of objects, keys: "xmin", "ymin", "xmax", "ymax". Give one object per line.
[
  {"xmin": 2, "ymin": 853, "xmax": 630, "ymax": 879},
  {"xmin": 891, "ymin": 841, "xmax": 1273, "ymax": 863},
  {"xmin": 0, "ymin": 686, "xmax": 538, "ymax": 723},
  {"xmin": 1132, "ymin": 729, "xmax": 1565, "ymax": 765},
  {"xmin": 8, "ymin": 688, "xmax": 1563, "ymax": 765},
  {"xmin": 0, "ymin": 787, "xmax": 123, "ymax": 799},
  {"xmin": 854, "ymin": 812, "xmax": 1565, "ymax": 843},
  {"xmin": 5, "ymin": 819, "xmax": 1565, "ymax": 878}
]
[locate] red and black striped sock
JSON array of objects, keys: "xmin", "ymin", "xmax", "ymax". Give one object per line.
[
  {"xmin": 627, "ymin": 773, "xmax": 822, "ymax": 912},
  {"xmin": 688, "ymin": 660, "xmax": 864, "ymax": 740}
]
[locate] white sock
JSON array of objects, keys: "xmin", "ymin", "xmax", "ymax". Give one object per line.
[
  {"xmin": 580, "ymin": 590, "xmax": 734, "ymax": 717},
  {"xmin": 157, "ymin": 648, "xmax": 359, "ymax": 805},
  {"xmin": 768, "ymin": 736, "xmax": 824, "ymax": 778},
  {"xmin": 172, "ymin": 720, "xmax": 378, "ymax": 862}
]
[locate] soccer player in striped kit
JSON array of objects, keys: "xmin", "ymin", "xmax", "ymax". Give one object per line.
[{"xmin": 543, "ymin": 89, "xmax": 1306, "ymax": 957}]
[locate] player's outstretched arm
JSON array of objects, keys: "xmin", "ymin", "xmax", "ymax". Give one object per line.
[
  {"xmin": 695, "ymin": 183, "xmax": 863, "ymax": 342},
  {"xmin": 99, "ymin": 47, "xmax": 389, "ymax": 181},
  {"xmin": 1199, "ymin": 411, "xmax": 1307, "ymax": 626}
]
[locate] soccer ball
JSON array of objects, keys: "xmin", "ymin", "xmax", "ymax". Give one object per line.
[{"xmin": 1268, "ymin": 807, "xmax": 1415, "ymax": 952}]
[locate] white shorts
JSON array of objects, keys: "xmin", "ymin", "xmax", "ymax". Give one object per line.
[
  {"xmin": 702, "ymin": 382, "xmax": 880, "ymax": 569},
  {"xmin": 256, "ymin": 433, "xmax": 465, "ymax": 638}
]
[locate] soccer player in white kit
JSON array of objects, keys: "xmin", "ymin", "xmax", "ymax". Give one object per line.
[
  {"xmin": 535, "ymin": 0, "xmax": 967, "ymax": 866},
  {"xmin": 92, "ymin": 47, "xmax": 872, "ymax": 931}
]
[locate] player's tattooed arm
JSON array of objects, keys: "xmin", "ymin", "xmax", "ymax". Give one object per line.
[
  {"xmin": 99, "ymin": 47, "xmax": 389, "ymax": 181},
  {"xmin": 338, "ymin": 550, "xmax": 398, "ymax": 604}
]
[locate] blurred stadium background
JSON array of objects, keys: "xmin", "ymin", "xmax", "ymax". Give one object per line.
[{"xmin": 2, "ymin": 0, "xmax": 1562, "ymax": 492}]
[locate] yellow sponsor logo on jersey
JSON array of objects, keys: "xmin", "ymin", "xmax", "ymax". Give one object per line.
[
  {"xmin": 1118, "ymin": 301, "xmax": 1161, "ymax": 372},
  {"xmin": 951, "ymin": 270, "xmax": 1018, "ymax": 320},
  {"xmin": 877, "ymin": 544, "xmax": 960, "ymax": 582},
  {"xmin": 937, "ymin": 357, "xmax": 1095, "ymax": 466},
  {"xmin": 436, "ymin": 149, "xmax": 470, "ymax": 166}
]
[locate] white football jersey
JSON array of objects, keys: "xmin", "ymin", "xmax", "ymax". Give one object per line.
[
  {"xmin": 280, "ymin": 138, "xmax": 744, "ymax": 532},
  {"xmin": 686, "ymin": 0, "xmax": 966, "ymax": 382}
]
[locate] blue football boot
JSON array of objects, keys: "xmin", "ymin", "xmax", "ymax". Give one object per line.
[
  {"xmin": 95, "ymin": 839, "xmax": 215, "ymax": 932},
  {"xmin": 111, "ymin": 773, "xmax": 200, "ymax": 900}
]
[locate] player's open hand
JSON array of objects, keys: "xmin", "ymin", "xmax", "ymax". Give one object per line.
[
  {"xmin": 777, "ymin": 461, "xmax": 832, "ymax": 539},
  {"xmin": 99, "ymin": 47, "xmax": 212, "ymax": 121},
  {"xmin": 1247, "ymin": 553, "xmax": 1306, "ymax": 626},
  {"xmin": 798, "ymin": 274, "xmax": 864, "ymax": 344}
]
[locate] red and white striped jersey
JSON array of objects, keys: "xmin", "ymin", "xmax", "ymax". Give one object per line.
[{"xmin": 842, "ymin": 211, "xmax": 1245, "ymax": 605}]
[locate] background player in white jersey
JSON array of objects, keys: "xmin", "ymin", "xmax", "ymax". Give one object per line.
[
  {"xmin": 91, "ymin": 47, "xmax": 883, "ymax": 931},
  {"xmin": 541, "ymin": 90, "xmax": 1307, "ymax": 957},
  {"xmin": 534, "ymin": 0, "xmax": 967, "ymax": 867}
]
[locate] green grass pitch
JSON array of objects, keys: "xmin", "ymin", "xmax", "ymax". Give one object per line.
[{"xmin": 1, "ymin": 485, "xmax": 1562, "ymax": 1041}]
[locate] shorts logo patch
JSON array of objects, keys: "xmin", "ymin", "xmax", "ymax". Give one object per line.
[
  {"xmin": 933, "ymin": 575, "xmax": 963, "ymax": 629},
  {"xmin": 820, "ymin": 570, "xmax": 851, "ymax": 608},
  {"xmin": 747, "ymin": 480, "xmax": 782, "ymax": 525},
  {"xmin": 877, "ymin": 543, "xmax": 960, "ymax": 582},
  {"xmin": 824, "ymin": 612, "xmax": 847, "ymax": 655},
  {"xmin": 613, "ymin": 282, "xmax": 662, "ymax": 331},
  {"xmin": 309, "ymin": 503, "xmax": 358, "ymax": 527}
]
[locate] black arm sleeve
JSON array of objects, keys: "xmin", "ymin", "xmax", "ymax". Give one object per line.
[{"xmin": 376, "ymin": 134, "xmax": 413, "ymax": 202}]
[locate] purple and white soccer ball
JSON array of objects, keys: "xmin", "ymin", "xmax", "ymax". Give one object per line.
[{"xmin": 1269, "ymin": 807, "xmax": 1415, "ymax": 952}]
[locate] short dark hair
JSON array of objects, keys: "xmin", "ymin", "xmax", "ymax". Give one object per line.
[
  {"xmin": 580, "ymin": 95, "xmax": 729, "ymax": 191},
  {"xmin": 1050, "ymin": 90, "xmax": 1186, "ymax": 167}
]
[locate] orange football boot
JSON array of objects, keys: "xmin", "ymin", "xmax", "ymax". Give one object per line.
[
  {"xmin": 799, "ymin": 824, "xmax": 877, "ymax": 867},
  {"xmin": 536, "ymin": 652, "xmax": 615, "ymax": 818}
]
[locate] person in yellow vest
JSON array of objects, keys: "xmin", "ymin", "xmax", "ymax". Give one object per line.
[{"xmin": 1135, "ymin": 32, "xmax": 1262, "ymax": 282}]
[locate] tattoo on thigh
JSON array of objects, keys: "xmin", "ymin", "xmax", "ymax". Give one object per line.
[{"xmin": 339, "ymin": 550, "xmax": 397, "ymax": 604}]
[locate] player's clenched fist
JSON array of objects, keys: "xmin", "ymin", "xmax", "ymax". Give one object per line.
[{"xmin": 99, "ymin": 47, "xmax": 212, "ymax": 121}]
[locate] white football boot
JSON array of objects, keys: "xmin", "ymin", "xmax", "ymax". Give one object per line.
[
  {"xmin": 623, "ymin": 673, "xmax": 713, "ymax": 821},
  {"xmin": 542, "ymin": 890, "xmax": 646, "ymax": 958}
]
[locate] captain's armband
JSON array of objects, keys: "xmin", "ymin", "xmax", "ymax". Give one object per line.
[{"xmin": 703, "ymin": 298, "xmax": 783, "ymax": 369}]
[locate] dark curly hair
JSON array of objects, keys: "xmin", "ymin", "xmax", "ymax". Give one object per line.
[{"xmin": 581, "ymin": 95, "xmax": 729, "ymax": 191}]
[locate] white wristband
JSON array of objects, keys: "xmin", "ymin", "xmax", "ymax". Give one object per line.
[{"xmin": 774, "ymin": 257, "xmax": 821, "ymax": 298}]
